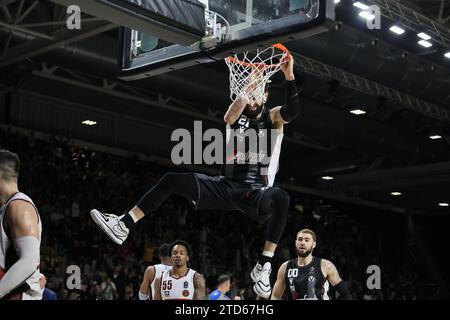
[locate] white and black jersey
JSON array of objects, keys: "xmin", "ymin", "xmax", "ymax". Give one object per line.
[
  {"xmin": 160, "ymin": 268, "xmax": 196, "ymax": 300},
  {"xmin": 285, "ymin": 257, "xmax": 330, "ymax": 300},
  {"xmin": 221, "ymin": 106, "xmax": 283, "ymax": 187},
  {"xmin": 150, "ymin": 264, "xmax": 171, "ymax": 299}
]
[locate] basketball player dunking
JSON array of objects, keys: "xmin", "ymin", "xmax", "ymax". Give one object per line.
[
  {"xmin": 271, "ymin": 229, "xmax": 352, "ymax": 300},
  {"xmin": 153, "ymin": 240, "xmax": 205, "ymax": 300},
  {"xmin": 0, "ymin": 150, "xmax": 42, "ymax": 300},
  {"xmin": 90, "ymin": 54, "xmax": 301, "ymax": 298},
  {"xmin": 138, "ymin": 242, "xmax": 172, "ymax": 300}
]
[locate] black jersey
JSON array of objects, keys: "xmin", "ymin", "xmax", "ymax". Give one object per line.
[
  {"xmin": 221, "ymin": 106, "xmax": 284, "ymax": 186},
  {"xmin": 284, "ymin": 257, "xmax": 330, "ymax": 300}
]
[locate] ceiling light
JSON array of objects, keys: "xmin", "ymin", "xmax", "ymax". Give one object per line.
[
  {"xmin": 322, "ymin": 176, "xmax": 334, "ymax": 181},
  {"xmin": 390, "ymin": 192, "xmax": 402, "ymax": 196},
  {"xmin": 350, "ymin": 109, "xmax": 366, "ymax": 115},
  {"xmin": 439, "ymin": 203, "xmax": 449, "ymax": 207},
  {"xmin": 445, "ymin": 52, "xmax": 450, "ymax": 59},
  {"xmin": 359, "ymin": 11, "xmax": 375, "ymax": 20},
  {"xmin": 417, "ymin": 32, "xmax": 431, "ymax": 40},
  {"xmin": 334, "ymin": 0, "xmax": 341, "ymax": 3},
  {"xmin": 418, "ymin": 40, "xmax": 432, "ymax": 48},
  {"xmin": 389, "ymin": 26, "xmax": 405, "ymax": 35},
  {"xmin": 429, "ymin": 135, "xmax": 442, "ymax": 140},
  {"xmin": 353, "ymin": 2, "xmax": 369, "ymax": 10},
  {"xmin": 82, "ymin": 120, "xmax": 97, "ymax": 126}
]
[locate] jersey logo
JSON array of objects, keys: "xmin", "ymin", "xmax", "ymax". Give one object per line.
[
  {"xmin": 182, "ymin": 290, "xmax": 190, "ymax": 297},
  {"xmin": 237, "ymin": 115, "xmax": 249, "ymax": 133},
  {"xmin": 308, "ymin": 276, "xmax": 315, "ymax": 282},
  {"xmin": 183, "ymin": 281, "xmax": 189, "ymax": 289}
]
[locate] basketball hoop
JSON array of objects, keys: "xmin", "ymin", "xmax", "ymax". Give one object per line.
[
  {"xmin": 225, "ymin": 43, "xmax": 290, "ymax": 103},
  {"xmin": 200, "ymin": 10, "xmax": 231, "ymax": 49}
]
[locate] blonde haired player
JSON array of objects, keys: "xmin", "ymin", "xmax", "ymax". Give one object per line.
[{"xmin": 271, "ymin": 229, "xmax": 352, "ymax": 300}]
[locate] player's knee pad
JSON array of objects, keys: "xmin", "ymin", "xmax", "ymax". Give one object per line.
[
  {"xmin": 260, "ymin": 187, "xmax": 290, "ymax": 217},
  {"xmin": 160, "ymin": 172, "xmax": 195, "ymax": 190},
  {"xmin": 271, "ymin": 188, "xmax": 290, "ymax": 216},
  {"xmin": 262, "ymin": 188, "xmax": 290, "ymax": 244},
  {"xmin": 271, "ymin": 188, "xmax": 290, "ymax": 206}
]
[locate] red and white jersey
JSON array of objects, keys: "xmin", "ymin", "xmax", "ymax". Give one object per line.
[
  {"xmin": 151, "ymin": 264, "xmax": 171, "ymax": 299},
  {"xmin": 160, "ymin": 268, "xmax": 196, "ymax": 300},
  {"xmin": 0, "ymin": 192, "xmax": 42, "ymax": 300}
]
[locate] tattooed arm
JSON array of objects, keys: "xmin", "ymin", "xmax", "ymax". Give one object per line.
[{"xmin": 193, "ymin": 272, "xmax": 206, "ymax": 300}]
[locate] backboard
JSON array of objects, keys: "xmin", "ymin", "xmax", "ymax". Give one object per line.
[
  {"xmin": 51, "ymin": 0, "xmax": 206, "ymax": 45},
  {"xmin": 119, "ymin": 0, "xmax": 336, "ymax": 80}
]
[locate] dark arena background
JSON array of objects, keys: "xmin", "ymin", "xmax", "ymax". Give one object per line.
[{"xmin": 1, "ymin": 0, "xmax": 450, "ymax": 310}]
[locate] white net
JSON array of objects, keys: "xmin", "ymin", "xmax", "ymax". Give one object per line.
[{"xmin": 225, "ymin": 44, "xmax": 289, "ymax": 103}]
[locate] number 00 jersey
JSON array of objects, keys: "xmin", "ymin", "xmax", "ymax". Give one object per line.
[
  {"xmin": 160, "ymin": 268, "xmax": 196, "ymax": 300},
  {"xmin": 285, "ymin": 257, "xmax": 330, "ymax": 300}
]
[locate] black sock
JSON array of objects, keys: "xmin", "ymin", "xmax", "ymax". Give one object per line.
[
  {"xmin": 259, "ymin": 254, "xmax": 272, "ymax": 266},
  {"xmin": 120, "ymin": 214, "xmax": 135, "ymax": 230}
]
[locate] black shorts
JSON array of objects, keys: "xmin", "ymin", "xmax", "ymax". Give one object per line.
[{"xmin": 192, "ymin": 173, "xmax": 271, "ymax": 224}]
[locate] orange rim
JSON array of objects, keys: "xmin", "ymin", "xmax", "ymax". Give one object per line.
[{"xmin": 226, "ymin": 43, "xmax": 290, "ymax": 69}]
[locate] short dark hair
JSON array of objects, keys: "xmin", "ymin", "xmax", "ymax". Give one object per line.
[
  {"xmin": 159, "ymin": 243, "xmax": 171, "ymax": 258},
  {"xmin": 0, "ymin": 149, "xmax": 20, "ymax": 181},
  {"xmin": 169, "ymin": 239, "xmax": 190, "ymax": 257},
  {"xmin": 217, "ymin": 274, "xmax": 230, "ymax": 286},
  {"xmin": 297, "ymin": 229, "xmax": 317, "ymax": 242}
]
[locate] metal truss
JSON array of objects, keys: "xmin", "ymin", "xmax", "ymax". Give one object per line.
[
  {"xmin": 404, "ymin": 0, "xmax": 450, "ymax": 25},
  {"xmin": 0, "ymin": 0, "xmax": 115, "ymax": 66},
  {"xmin": 365, "ymin": 0, "xmax": 450, "ymax": 48},
  {"xmin": 293, "ymin": 51, "xmax": 450, "ymax": 121},
  {"xmin": 438, "ymin": 0, "xmax": 450, "ymax": 23}
]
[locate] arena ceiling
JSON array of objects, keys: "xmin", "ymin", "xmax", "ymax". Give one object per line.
[
  {"xmin": 1, "ymin": 0, "xmax": 450, "ymax": 215},
  {"xmin": 406, "ymin": 0, "xmax": 450, "ymax": 27}
]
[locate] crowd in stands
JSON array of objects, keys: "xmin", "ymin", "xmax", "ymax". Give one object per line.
[{"xmin": 0, "ymin": 126, "xmax": 444, "ymax": 300}]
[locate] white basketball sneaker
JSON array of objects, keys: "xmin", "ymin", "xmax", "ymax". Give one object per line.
[
  {"xmin": 251, "ymin": 262, "xmax": 272, "ymax": 299},
  {"xmin": 90, "ymin": 209, "xmax": 129, "ymax": 245}
]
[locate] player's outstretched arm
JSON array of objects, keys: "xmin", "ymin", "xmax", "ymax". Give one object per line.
[
  {"xmin": 271, "ymin": 261, "xmax": 288, "ymax": 300},
  {"xmin": 322, "ymin": 259, "xmax": 352, "ymax": 300},
  {"xmin": 139, "ymin": 266, "xmax": 156, "ymax": 300},
  {"xmin": 272, "ymin": 55, "xmax": 301, "ymax": 125},
  {"xmin": 0, "ymin": 201, "xmax": 40, "ymax": 299},
  {"xmin": 193, "ymin": 272, "xmax": 206, "ymax": 300}
]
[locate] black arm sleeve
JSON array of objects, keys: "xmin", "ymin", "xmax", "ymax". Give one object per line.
[
  {"xmin": 334, "ymin": 281, "xmax": 352, "ymax": 300},
  {"xmin": 279, "ymin": 80, "xmax": 301, "ymax": 122}
]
